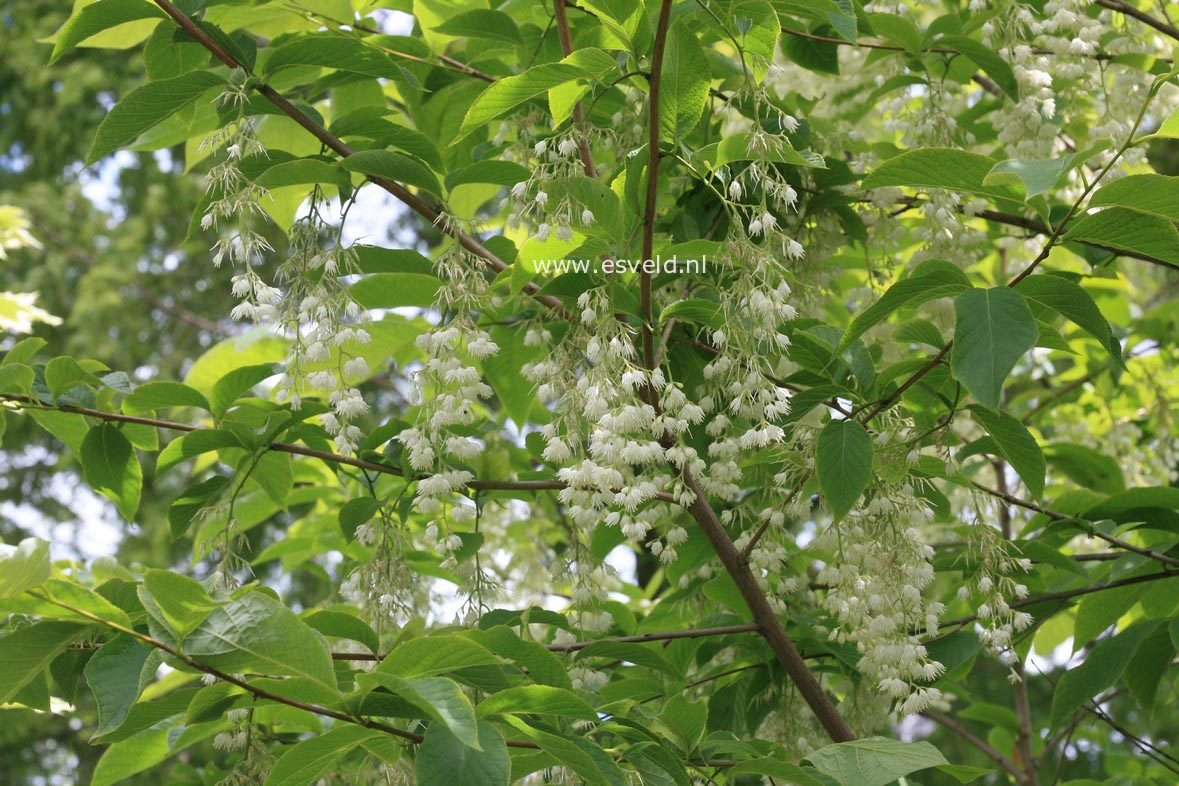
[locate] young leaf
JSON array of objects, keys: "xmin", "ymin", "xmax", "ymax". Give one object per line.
[
  {"xmin": 816, "ymin": 419, "xmax": 873, "ymax": 521},
  {"xmin": 950, "ymin": 287, "xmax": 1037, "ymax": 411}
]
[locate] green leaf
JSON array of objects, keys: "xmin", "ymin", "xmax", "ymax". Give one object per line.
[
  {"xmin": 255, "ymin": 157, "xmax": 353, "ymax": 191},
  {"xmin": 732, "ymin": 2, "xmax": 780, "ymax": 82},
  {"xmin": 123, "ymin": 381, "xmax": 211, "ymax": 413},
  {"xmin": 1050, "ymin": 621, "xmax": 1160, "ymax": 728},
  {"xmin": 950, "ymin": 287, "xmax": 1038, "ymax": 411},
  {"xmin": 350, "ymin": 273, "xmax": 441, "ymax": 309},
  {"xmin": 378, "ymin": 633, "xmax": 499, "ymax": 678},
  {"xmin": 0, "ymin": 537, "xmax": 52, "ymax": 599},
  {"xmin": 1123, "ymin": 623, "xmax": 1175, "ymax": 712},
  {"xmin": 445, "ymin": 160, "xmax": 531, "ymax": 190},
  {"xmin": 937, "ymin": 36, "xmax": 1019, "ymax": 99},
  {"xmin": 264, "ymin": 725, "xmax": 386, "ymax": 786},
  {"xmin": 180, "ymin": 591, "xmax": 337, "ymax": 692},
  {"xmin": 816, "ymin": 419, "xmax": 873, "ymax": 521},
  {"xmin": 475, "ymin": 685, "xmax": 597, "ymax": 720},
  {"xmin": 90, "ymin": 728, "xmax": 171, "ymax": 786},
  {"xmin": 659, "ymin": 21, "xmax": 711, "ymax": 142},
  {"xmin": 968, "ymin": 407, "xmax": 1045, "ymax": 497},
  {"xmin": 659, "ymin": 299, "xmax": 722, "ymax": 327},
  {"xmin": 141, "ymin": 569, "xmax": 226, "ymax": 636},
  {"xmin": 1044, "ymin": 443, "xmax": 1124, "ymax": 495},
  {"xmin": 655, "ymin": 695, "xmax": 707, "ymax": 751},
  {"xmin": 805, "ymin": 737, "xmax": 949, "ymax": 786},
  {"xmin": 415, "ymin": 719, "xmax": 510, "ymax": 786},
  {"xmin": 43, "ymin": 356, "xmax": 102, "ymax": 398},
  {"xmin": 1064, "ymin": 207, "xmax": 1179, "ymax": 266},
  {"xmin": 1013, "ymin": 274, "xmax": 1120, "ymax": 362},
  {"xmin": 143, "ymin": 24, "xmax": 208, "ymax": 79},
  {"xmin": 841, "ymin": 259, "xmax": 971, "ymax": 348},
  {"xmin": 303, "ymin": 610, "xmax": 380, "ymax": 655},
  {"xmin": 361, "ymin": 673, "xmax": 481, "ymax": 747},
  {"xmin": 729, "ymin": 760, "xmax": 831, "ymax": 786},
  {"xmin": 84, "ymin": 634, "xmax": 154, "ymax": 738},
  {"xmin": 338, "ymin": 150, "xmax": 442, "ymax": 197},
  {"xmin": 1088, "ymin": 174, "xmax": 1179, "ymax": 221},
  {"xmin": 210, "ymin": 362, "xmax": 278, "ymax": 417},
  {"xmin": 80, "ymin": 424, "xmax": 142, "ymax": 522},
  {"xmin": 88, "ymin": 70, "xmax": 224, "ymax": 164},
  {"xmin": 432, "ymin": 10, "xmax": 521, "ymax": 44},
  {"xmin": 49, "ymin": 0, "xmax": 166, "ymax": 65},
  {"xmin": 3, "ymin": 336, "xmax": 47, "ymax": 366},
  {"xmin": 458, "ymin": 49, "xmax": 617, "ymax": 139},
  {"xmin": 984, "ymin": 149, "xmax": 1102, "ymax": 199},
  {"xmin": 695, "ymin": 131, "xmax": 825, "ymax": 169},
  {"xmin": 338, "ymin": 497, "xmax": 383, "ymax": 541},
  {"xmin": 263, "ymin": 34, "xmax": 406, "ymax": 79},
  {"xmin": 0, "ymin": 620, "xmax": 87, "ymax": 704},
  {"xmin": 862, "ymin": 148, "xmax": 1019, "ymax": 203}
]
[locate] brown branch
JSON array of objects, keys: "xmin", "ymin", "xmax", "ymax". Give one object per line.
[
  {"xmin": 298, "ymin": 7, "xmax": 498, "ymax": 83},
  {"xmin": 937, "ymin": 570, "xmax": 1179, "ymax": 631},
  {"xmin": 552, "ymin": 0, "xmax": 598, "ymax": 179},
  {"xmin": 638, "ymin": 0, "xmax": 675, "ymax": 375},
  {"xmin": 0, "ymin": 394, "xmax": 679, "ymax": 505},
  {"xmin": 780, "ymin": 27, "xmax": 1139, "ymax": 63},
  {"xmin": 73, "ymin": 622, "xmax": 763, "ymax": 660},
  {"xmin": 151, "ymin": 0, "xmax": 564, "ymax": 313},
  {"xmin": 1095, "ymin": 0, "xmax": 1179, "ymax": 41},
  {"xmin": 680, "ymin": 469, "xmax": 856, "ymax": 741},
  {"xmin": 969, "ymin": 480, "xmax": 1179, "ymax": 568},
  {"xmin": 921, "ymin": 711, "xmax": 1024, "ymax": 781}
]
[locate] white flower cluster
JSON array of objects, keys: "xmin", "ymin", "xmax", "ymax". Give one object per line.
[
  {"xmin": 201, "ymin": 72, "xmax": 276, "ymax": 319},
  {"xmin": 273, "ymin": 212, "xmax": 373, "ymax": 455},
  {"xmin": 815, "ymin": 491, "xmax": 949, "ymax": 716},
  {"xmin": 399, "ymin": 245, "xmax": 498, "ymax": 570},
  {"xmin": 956, "ymin": 510, "xmax": 1034, "ymax": 681},
  {"xmin": 503, "ymin": 134, "xmax": 601, "ymax": 243}
]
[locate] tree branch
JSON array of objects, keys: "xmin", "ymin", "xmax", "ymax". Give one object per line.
[
  {"xmin": 639, "ymin": 0, "xmax": 675, "ymax": 373},
  {"xmin": 552, "ymin": 0, "xmax": 598, "ymax": 179},
  {"xmin": 151, "ymin": 0, "xmax": 565, "ymax": 313},
  {"xmin": 1094, "ymin": 0, "xmax": 1179, "ymax": 42},
  {"xmin": 921, "ymin": 711, "xmax": 1024, "ymax": 781},
  {"xmin": 680, "ymin": 469, "xmax": 856, "ymax": 741},
  {"xmin": 936, "ymin": 570, "xmax": 1179, "ymax": 632},
  {"xmin": 969, "ymin": 480, "xmax": 1179, "ymax": 568},
  {"xmin": 0, "ymin": 394, "xmax": 679, "ymax": 505}
]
